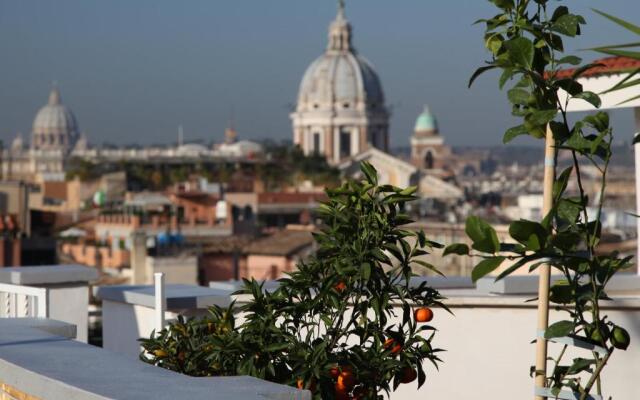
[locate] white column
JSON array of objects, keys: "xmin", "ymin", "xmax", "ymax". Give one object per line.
[
  {"xmin": 334, "ymin": 127, "xmax": 340, "ymax": 164},
  {"xmin": 635, "ymin": 107, "xmax": 640, "ymax": 275},
  {"xmin": 154, "ymin": 272, "xmax": 166, "ymax": 334}
]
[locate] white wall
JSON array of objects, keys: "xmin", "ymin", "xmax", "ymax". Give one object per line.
[
  {"xmin": 47, "ymin": 284, "xmax": 90, "ymax": 343},
  {"xmin": 102, "ymin": 300, "xmax": 210, "ymax": 358},
  {"xmin": 391, "ymin": 304, "xmax": 640, "ymax": 400}
]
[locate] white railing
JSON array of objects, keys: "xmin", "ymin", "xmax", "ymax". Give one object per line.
[
  {"xmin": 0, "ymin": 283, "xmax": 49, "ymax": 318},
  {"xmin": 154, "ymin": 272, "xmax": 166, "ymax": 333}
]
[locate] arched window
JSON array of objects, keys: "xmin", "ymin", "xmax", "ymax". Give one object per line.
[{"xmin": 425, "ymin": 151, "xmax": 435, "ymax": 169}]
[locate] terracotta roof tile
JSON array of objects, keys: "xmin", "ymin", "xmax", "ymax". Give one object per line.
[
  {"xmin": 244, "ymin": 230, "xmax": 314, "ymax": 257},
  {"xmin": 553, "ymin": 56, "xmax": 640, "ymax": 79}
]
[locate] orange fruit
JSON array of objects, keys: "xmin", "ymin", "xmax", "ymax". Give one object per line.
[
  {"xmin": 297, "ymin": 378, "xmax": 317, "ymax": 392},
  {"xmin": 414, "ymin": 307, "xmax": 434, "ymax": 323},
  {"xmin": 334, "ymin": 281, "xmax": 347, "ymax": 292},
  {"xmin": 383, "ymin": 338, "xmax": 402, "ymax": 355},
  {"xmin": 338, "ymin": 370, "xmax": 356, "ymax": 389},
  {"xmin": 400, "ymin": 367, "xmax": 417, "ymax": 383}
]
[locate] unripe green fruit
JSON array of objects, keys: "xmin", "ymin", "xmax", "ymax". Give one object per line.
[
  {"xmin": 611, "ymin": 326, "xmax": 630, "ymax": 350},
  {"xmin": 589, "ymin": 324, "xmax": 610, "ymax": 344}
]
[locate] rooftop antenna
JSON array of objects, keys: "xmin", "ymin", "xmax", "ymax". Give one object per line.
[{"xmin": 178, "ymin": 125, "xmax": 184, "ymax": 147}]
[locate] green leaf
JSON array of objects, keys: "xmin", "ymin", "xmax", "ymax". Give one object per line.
[
  {"xmin": 471, "ymin": 257, "xmax": 505, "ymax": 283},
  {"xmin": 498, "ymin": 69, "xmax": 514, "ymax": 89},
  {"xmin": 361, "ymin": 262, "xmax": 371, "ymax": 281},
  {"xmin": 557, "ymin": 55, "xmax": 582, "ymax": 65},
  {"xmin": 469, "ymin": 65, "xmax": 497, "ymax": 88},
  {"xmin": 528, "ymin": 109, "xmax": 557, "ymax": 125},
  {"xmin": 443, "ymin": 243, "xmax": 470, "ymax": 256},
  {"xmin": 465, "ymin": 216, "xmax": 500, "ymax": 253},
  {"xmin": 549, "ymin": 281, "xmax": 575, "ymax": 304},
  {"xmin": 553, "ymin": 167, "xmax": 573, "ymax": 202},
  {"xmin": 507, "ymin": 88, "xmax": 529, "ymax": 105},
  {"xmin": 556, "ymin": 78, "xmax": 583, "ymax": 96},
  {"xmin": 505, "ymin": 37, "xmax": 534, "ymax": 69},
  {"xmin": 545, "ymin": 320, "xmax": 575, "ymax": 339},
  {"xmin": 503, "ymin": 124, "xmax": 528, "ymax": 143},
  {"xmin": 551, "ymin": 14, "xmax": 581, "ymax": 37},
  {"xmin": 549, "ymin": 121, "xmax": 570, "ymax": 142},
  {"xmin": 360, "ymin": 161, "xmax": 378, "ymax": 185},
  {"xmin": 567, "ymin": 358, "xmax": 595, "ymax": 375},
  {"xmin": 509, "ymin": 220, "xmax": 547, "ymax": 251},
  {"xmin": 573, "ymin": 91, "xmax": 601, "ymax": 108}
]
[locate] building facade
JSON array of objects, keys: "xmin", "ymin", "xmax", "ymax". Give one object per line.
[
  {"xmin": 410, "ymin": 105, "xmax": 451, "ymax": 170},
  {"xmin": 291, "ymin": 2, "xmax": 390, "ymax": 164}
]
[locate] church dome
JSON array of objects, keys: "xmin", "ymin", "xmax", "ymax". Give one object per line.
[
  {"xmin": 414, "ymin": 105, "xmax": 438, "ymax": 134},
  {"xmin": 296, "ymin": 3, "xmax": 386, "ymax": 112},
  {"xmin": 32, "ymin": 87, "xmax": 79, "ymax": 151}
]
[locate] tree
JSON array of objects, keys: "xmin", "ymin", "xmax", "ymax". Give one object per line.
[
  {"xmin": 141, "ymin": 162, "xmax": 447, "ymax": 399},
  {"xmin": 455, "ymin": 2, "xmax": 632, "ymax": 399}
]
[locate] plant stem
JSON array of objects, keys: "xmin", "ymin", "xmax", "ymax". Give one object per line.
[{"xmin": 580, "ymin": 349, "xmax": 613, "ymax": 400}]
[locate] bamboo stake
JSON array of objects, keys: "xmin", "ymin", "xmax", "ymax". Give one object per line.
[{"xmin": 534, "ymin": 125, "xmax": 556, "ymax": 399}]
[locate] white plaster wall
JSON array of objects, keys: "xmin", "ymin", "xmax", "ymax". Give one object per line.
[
  {"xmin": 102, "ymin": 300, "xmax": 212, "ymax": 358},
  {"xmin": 47, "ymin": 285, "xmax": 90, "ymax": 343},
  {"xmin": 391, "ymin": 305, "xmax": 640, "ymax": 400}
]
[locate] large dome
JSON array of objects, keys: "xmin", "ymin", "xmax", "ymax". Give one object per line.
[
  {"xmin": 297, "ymin": 53, "xmax": 385, "ymax": 111},
  {"xmin": 291, "ymin": 2, "xmax": 390, "ymax": 164},
  {"xmin": 32, "ymin": 87, "xmax": 79, "ymax": 152},
  {"xmin": 295, "ymin": 3, "xmax": 386, "ymax": 113}
]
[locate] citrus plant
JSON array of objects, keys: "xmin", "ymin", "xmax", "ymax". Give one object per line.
[
  {"xmin": 449, "ymin": 1, "xmax": 632, "ymax": 399},
  {"xmin": 141, "ymin": 162, "xmax": 447, "ymax": 399}
]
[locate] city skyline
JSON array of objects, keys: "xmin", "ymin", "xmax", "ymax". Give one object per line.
[{"xmin": 1, "ymin": 0, "xmax": 639, "ymax": 148}]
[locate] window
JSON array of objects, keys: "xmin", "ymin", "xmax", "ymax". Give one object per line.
[
  {"xmin": 313, "ymin": 133, "xmax": 321, "ymax": 154},
  {"xmin": 425, "ymin": 151, "xmax": 434, "ymax": 169},
  {"xmin": 340, "ymin": 129, "xmax": 351, "ymax": 158}
]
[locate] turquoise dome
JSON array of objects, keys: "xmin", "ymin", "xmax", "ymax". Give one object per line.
[{"xmin": 414, "ymin": 106, "xmax": 438, "ymax": 132}]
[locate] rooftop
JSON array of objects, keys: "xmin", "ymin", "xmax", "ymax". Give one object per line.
[{"xmin": 554, "ymin": 56, "xmax": 640, "ymax": 79}]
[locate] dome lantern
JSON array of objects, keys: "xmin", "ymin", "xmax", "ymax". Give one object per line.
[{"xmin": 328, "ymin": 0, "xmax": 353, "ymax": 52}]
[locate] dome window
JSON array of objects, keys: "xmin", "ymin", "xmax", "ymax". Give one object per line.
[
  {"xmin": 313, "ymin": 103, "xmax": 319, "ymax": 109},
  {"xmin": 343, "ymin": 102, "xmax": 350, "ymax": 108}
]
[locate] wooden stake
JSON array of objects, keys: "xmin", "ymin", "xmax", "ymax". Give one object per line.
[{"xmin": 535, "ymin": 125, "xmax": 556, "ymax": 399}]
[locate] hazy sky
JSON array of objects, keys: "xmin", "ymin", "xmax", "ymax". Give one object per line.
[{"xmin": 1, "ymin": 0, "xmax": 639, "ymax": 148}]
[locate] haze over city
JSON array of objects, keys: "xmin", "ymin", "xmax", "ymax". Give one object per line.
[{"xmin": 1, "ymin": 0, "xmax": 639, "ymax": 147}]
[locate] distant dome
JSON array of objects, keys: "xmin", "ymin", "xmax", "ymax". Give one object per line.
[
  {"xmin": 10, "ymin": 133, "xmax": 25, "ymax": 152},
  {"xmin": 291, "ymin": 2, "xmax": 390, "ymax": 164},
  {"xmin": 414, "ymin": 105, "xmax": 438, "ymax": 134},
  {"xmin": 295, "ymin": 4, "xmax": 386, "ymax": 113},
  {"xmin": 32, "ymin": 87, "xmax": 79, "ymax": 152}
]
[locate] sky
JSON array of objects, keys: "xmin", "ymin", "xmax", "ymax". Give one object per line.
[{"xmin": 0, "ymin": 0, "xmax": 639, "ymax": 148}]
